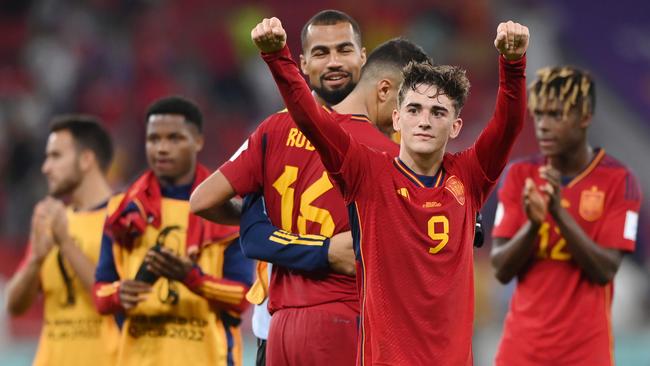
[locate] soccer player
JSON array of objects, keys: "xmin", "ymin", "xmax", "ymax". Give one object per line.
[
  {"xmin": 5, "ymin": 116, "xmax": 119, "ymax": 366},
  {"xmin": 490, "ymin": 67, "xmax": 642, "ymax": 365},
  {"xmin": 93, "ymin": 96, "xmax": 254, "ymax": 366},
  {"xmin": 192, "ymin": 17, "xmax": 431, "ymax": 366},
  {"xmin": 197, "ymin": 10, "xmax": 370, "ymax": 366},
  {"xmin": 251, "ymin": 17, "xmax": 529, "ymax": 365}
]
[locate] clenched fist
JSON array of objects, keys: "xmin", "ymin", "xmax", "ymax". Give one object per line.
[
  {"xmin": 251, "ymin": 17, "xmax": 287, "ymax": 53},
  {"xmin": 494, "ymin": 21, "xmax": 529, "ymax": 61}
]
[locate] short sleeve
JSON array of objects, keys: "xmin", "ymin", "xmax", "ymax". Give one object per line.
[
  {"xmin": 219, "ymin": 123, "xmax": 266, "ymax": 196},
  {"xmin": 492, "ymin": 163, "xmax": 526, "ymax": 239},
  {"xmin": 595, "ymin": 171, "xmax": 642, "ymax": 252}
]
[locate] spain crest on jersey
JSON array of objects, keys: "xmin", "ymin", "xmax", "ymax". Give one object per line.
[
  {"xmin": 445, "ymin": 175, "xmax": 465, "ymax": 206},
  {"xmin": 579, "ymin": 186, "xmax": 605, "ymax": 221}
]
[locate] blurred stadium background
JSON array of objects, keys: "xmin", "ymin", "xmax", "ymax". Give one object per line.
[{"xmin": 1, "ymin": 0, "xmax": 648, "ymax": 365}]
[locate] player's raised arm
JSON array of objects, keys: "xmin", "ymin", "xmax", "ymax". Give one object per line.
[
  {"xmin": 474, "ymin": 21, "xmax": 529, "ymax": 181},
  {"xmin": 252, "ymin": 17, "xmax": 351, "ymax": 173}
]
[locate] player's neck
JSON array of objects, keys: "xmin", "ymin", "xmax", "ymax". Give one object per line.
[
  {"xmin": 70, "ymin": 169, "xmax": 112, "ymax": 211},
  {"xmin": 157, "ymin": 163, "xmax": 196, "ymax": 188},
  {"xmin": 399, "ymin": 148, "xmax": 443, "ymax": 176},
  {"xmin": 550, "ymin": 143, "xmax": 594, "ymax": 177},
  {"xmin": 332, "ymin": 86, "xmax": 370, "ymax": 117}
]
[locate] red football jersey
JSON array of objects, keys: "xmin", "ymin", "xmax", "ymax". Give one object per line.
[
  {"xmin": 492, "ymin": 150, "xmax": 642, "ymax": 365},
  {"xmin": 220, "ymin": 108, "xmax": 398, "ymax": 313},
  {"xmin": 261, "ymin": 45, "xmax": 527, "ymax": 366}
]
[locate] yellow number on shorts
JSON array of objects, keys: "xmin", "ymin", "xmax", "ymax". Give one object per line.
[
  {"xmin": 272, "ymin": 165, "xmax": 335, "ymax": 236},
  {"xmin": 427, "ymin": 215, "xmax": 449, "ymax": 254}
]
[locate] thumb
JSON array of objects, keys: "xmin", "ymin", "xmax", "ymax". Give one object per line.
[{"xmin": 494, "ymin": 31, "xmax": 506, "ymax": 49}]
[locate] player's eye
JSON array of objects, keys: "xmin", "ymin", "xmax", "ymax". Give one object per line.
[{"xmin": 407, "ymin": 107, "xmax": 418, "ymax": 114}]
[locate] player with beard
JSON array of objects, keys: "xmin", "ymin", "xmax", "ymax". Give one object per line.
[
  {"xmin": 5, "ymin": 115, "xmax": 119, "ymax": 366},
  {"xmin": 193, "ymin": 30, "xmax": 430, "ymax": 366},
  {"xmin": 192, "ymin": 10, "xmax": 370, "ymax": 366}
]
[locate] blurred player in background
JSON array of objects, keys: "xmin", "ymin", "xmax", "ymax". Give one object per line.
[
  {"xmin": 5, "ymin": 116, "xmax": 119, "ymax": 366},
  {"xmin": 93, "ymin": 96, "xmax": 253, "ymax": 366},
  {"xmin": 491, "ymin": 66, "xmax": 642, "ymax": 365},
  {"xmin": 252, "ymin": 17, "xmax": 528, "ymax": 365},
  {"xmin": 191, "ymin": 9, "xmax": 433, "ymax": 365}
]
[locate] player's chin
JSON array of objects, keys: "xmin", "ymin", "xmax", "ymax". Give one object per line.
[{"xmin": 410, "ymin": 141, "xmax": 438, "ymax": 155}]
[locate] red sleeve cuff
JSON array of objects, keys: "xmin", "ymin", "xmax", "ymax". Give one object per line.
[
  {"xmin": 182, "ymin": 265, "xmax": 204, "ymax": 291},
  {"xmin": 261, "ymin": 45, "xmax": 291, "ymax": 62}
]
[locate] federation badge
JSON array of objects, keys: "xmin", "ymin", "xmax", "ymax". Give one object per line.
[
  {"xmin": 444, "ymin": 175, "xmax": 465, "ymax": 206},
  {"xmin": 579, "ymin": 186, "xmax": 605, "ymax": 222}
]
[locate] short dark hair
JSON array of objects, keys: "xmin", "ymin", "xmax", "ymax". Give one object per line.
[
  {"xmin": 528, "ymin": 66, "xmax": 596, "ymax": 119},
  {"xmin": 300, "ymin": 10, "xmax": 362, "ymax": 51},
  {"xmin": 145, "ymin": 96, "xmax": 203, "ymax": 132},
  {"xmin": 398, "ymin": 63, "xmax": 470, "ymax": 116},
  {"xmin": 49, "ymin": 115, "xmax": 114, "ymax": 172},
  {"xmin": 360, "ymin": 38, "xmax": 431, "ymax": 81}
]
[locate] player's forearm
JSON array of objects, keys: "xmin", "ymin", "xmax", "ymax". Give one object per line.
[
  {"xmin": 239, "ymin": 201, "xmax": 330, "ymax": 271},
  {"xmin": 193, "ymin": 199, "xmax": 242, "ymax": 226},
  {"xmin": 59, "ymin": 239, "xmax": 96, "ymax": 293},
  {"xmin": 190, "ymin": 171, "xmax": 241, "ymax": 225},
  {"xmin": 475, "ymin": 55, "xmax": 527, "ymax": 181},
  {"xmin": 5, "ymin": 259, "xmax": 41, "ymax": 316},
  {"xmin": 183, "ymin": 266, "xmax": 250, "ymax": 313},
  {"xmin": 261, "ymin": 46, "xmax": 349, "ymax": 172},
  {"xmin": 552, "ymin": 208, "xmax": 622, "ymax": 285},
  {"xmin": 490, "ymin": 220, "xmax": 538, "ymax": 284}
]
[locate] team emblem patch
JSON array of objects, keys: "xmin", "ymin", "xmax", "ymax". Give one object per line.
[
  {"xmin": 444, "ymin": 175, "xmax": 465, "ymax": 206},
  {"xmin": 579, "ymin": 186, "xmax": 605, "ymax": 222},
  {"xmin": 396, "ymin": 187, "xmax": 410, "ymax": 200}
]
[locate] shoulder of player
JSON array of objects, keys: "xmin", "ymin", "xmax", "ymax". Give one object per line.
[
  {"xmin": 257, "ymin": 109, "xmax": 293, "ymax": 130},
  {"xmin": 598, "ymin": 152, "xmax": 642, "ymax": 197},
  {"xmin": 598, "ymin": 151, "xmax": 633, "ymax": 172},
  {"xmin": 339, "ymin": 119, "xmax": 398, "ymax": 153},
  {"xmin": 106, "ymin": 193, "xmax": 126, "ymax": 214}
]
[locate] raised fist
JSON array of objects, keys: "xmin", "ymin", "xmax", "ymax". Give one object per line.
[
  {"xmin": 494, "ymin": 21, "xmax": 529, "ymax": 61},
  {"xmin": 251, "ymin": 17, "xmax": 287, "ymax": 53}
]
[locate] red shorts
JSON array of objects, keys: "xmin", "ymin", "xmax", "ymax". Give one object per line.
[{"xmin": 266, "ymin": 302, "xmax": 358, "ymax": 366}]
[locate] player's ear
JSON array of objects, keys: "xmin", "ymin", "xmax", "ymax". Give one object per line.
[
  {"xmin": 377, "ymin": 79, "xmax": 392, "ymax": 103},
  {"xmin": 194, "ymin": 133, "xmax": 204, "ymax": 153},
  {"xmin": 449, "ymin": 117, "xmax": 463, "ymax": 139},
  {"xmin": 78, "ymin": 149, "xmax": 94, "ymax": 172},
  {"xmin": 299, "ymin": 54, "xmax": 308, "ymax": 75},
  {"xmin": 392, "ymin": 108, "xmax": 400, "ymax": 132},
  {"xmin": 359, "ymin": 47, "xmax": 367, "ymax": 67},
  {"xmin": 578, "ymin": 113, "xmax": 592, "ymax": 129}
]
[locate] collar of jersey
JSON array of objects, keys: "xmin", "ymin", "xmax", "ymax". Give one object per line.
[
  {"xmin": 548, "ymin": 147, "xmax": 605, "ymax": 188},
  {"xmin": 393, "ymin": 157, "xmax": 445, "ymax": 188},
  {"xmin": 321, "ymin": 105, "xmax": 371, "ymax": 123}
]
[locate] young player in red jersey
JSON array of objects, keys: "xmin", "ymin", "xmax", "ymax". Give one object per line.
[
  {"xmin": 490, "ymin": 67, "xmax": 642, "ymax": 365},
  {"xmin": 192, "ymin": 31, "xmax": 430, "ymax": 365},
  {"xmin": 252, "ymin": 17, "xmax": 529, "ymax": 366}
]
